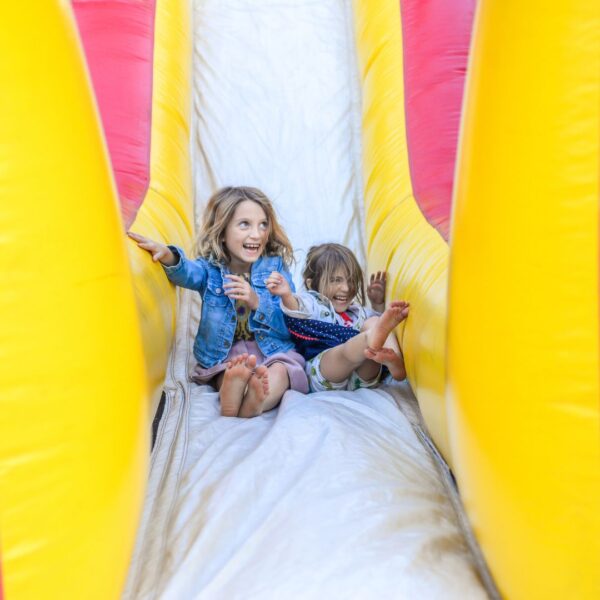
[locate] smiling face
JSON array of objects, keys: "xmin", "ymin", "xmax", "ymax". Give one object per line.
[
  {"xmin": 323, "ymin": 268, "xmax": 356, "ymax": 313},
  {"xmin": 223, "ymin": 200, "xmax": 269, "ymax": 272}
]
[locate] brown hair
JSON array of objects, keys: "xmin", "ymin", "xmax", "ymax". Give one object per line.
[
  {"xmin": 194, "ymin": 186, "xmax": 294, "ymax": 267},
  {"xmin": 302, "ymin": 243, "xmax": 365, "ymax": 305}
]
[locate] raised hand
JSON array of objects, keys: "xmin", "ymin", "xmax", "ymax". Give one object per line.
[
  {"xmin": 265, "ymin": 271, "xmax": 298, "ymax": 310},
  {"xmin": 223, "ymin": 274, "xmax": 259, "ymax": 310},
  {"xmin": 367, "ymin": 270, "xmax": 387, "ymax": 311},
  {"xmin": 265, "ymin": 271, "xmax": 292, "ymax": 297},
  {"xmin": 127, "ymin": 231, "xmax": 178, "ymax": 266}
]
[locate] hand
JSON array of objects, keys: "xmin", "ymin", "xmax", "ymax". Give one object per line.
[
  {"xmin": 265, "ymin": 271, "xmax": 298, "ymax": 310},
  {"xmin": 265, "ymin": 271, "xmax": 292, "ymax": 297},
  {"xmin": 127, "ymin": 231, "xmax": 177, "ymax": 266},
  {"xmin": 223, "ymin": 274, "xmax": 259, "ymax": 310},
  {"xmin": 367, "ymin": 271, "xmax": 387, "ymax": 311}
]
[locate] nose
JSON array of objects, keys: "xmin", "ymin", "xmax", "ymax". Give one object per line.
[{"xmin": 340, "ymin": 280, "xmax": 349, "ymax": 293}]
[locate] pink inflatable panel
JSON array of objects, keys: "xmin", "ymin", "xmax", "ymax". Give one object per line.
[
  {"xmin": 400, "ymin": 0, "xmax": 475, "ymax": 239},
  {"xmin": 73, "ymin": 0, "xmax": 156, "ymax": 228}
]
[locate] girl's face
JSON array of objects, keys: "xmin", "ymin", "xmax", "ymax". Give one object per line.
[
  {"xmin": 223, "ymin": 200, "xmax": 269, "ymax": 272},
  {"xmin": 323, "ymin": 268, "xmax": 355, "ymax": 313}
]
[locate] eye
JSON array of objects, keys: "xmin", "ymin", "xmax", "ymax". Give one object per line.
[
  {"xmin": 259, "ymin": 221, "xmax": 269, "ymax": 231},
  {"xmin": 238, "ymin": 220, "xmax": 249, "ymax": 229}
]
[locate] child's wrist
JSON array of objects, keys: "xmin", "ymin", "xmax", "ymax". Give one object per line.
[
  {"xmin": 161, "ymin": 252, "xmax": 177, "ymax": 267},
  {"xmin": 281, "ymin": 293, "xmax": 298, "ymax": 310}
]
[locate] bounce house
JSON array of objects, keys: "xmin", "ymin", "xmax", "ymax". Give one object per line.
[{"xmin": 1, "ymin": 1, "xmax": 598, "ymax": 598}]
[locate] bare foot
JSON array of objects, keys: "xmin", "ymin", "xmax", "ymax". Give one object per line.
[
  {"xmin": 366, "ymin": 301, "xmax": 409, "ymax": 351},
  {"xmin": 364, "ymin": 347, "xmax": 406, "ymax": 381},
  {"xmin": 238, "ymin": 365, "xmax": 270, "ymax": 418},
  {"xmin": 220, "ymin": 354, "xmax": 257, "ymax": 416}
]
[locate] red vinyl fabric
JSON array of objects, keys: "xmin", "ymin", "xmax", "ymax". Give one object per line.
[
  {"xmin": 73, "ymin": 0, "xmax": 156, "ymax": 228},
  {"xmin": 400, "ymin": 0, "xmax": 475, "ymax": 239}
]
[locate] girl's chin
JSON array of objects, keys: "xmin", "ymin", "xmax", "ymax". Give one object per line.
[{"xmin": 333, "ymin": 303, "xmax": 350, "ymax": 313}]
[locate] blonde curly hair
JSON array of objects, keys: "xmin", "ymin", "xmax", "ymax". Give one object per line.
[{"xmin": 194, "ymin": 186, "xmax": 294, "ymax": 267}]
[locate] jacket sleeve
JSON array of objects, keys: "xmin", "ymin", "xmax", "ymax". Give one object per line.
[
  {"xmin": 280, "ymin": 291, "xmax": 323, "ymax": 319},
  {"xmin": 249, "ymin": 260, "xmax": 295, "ymax": 339},
  {"xmin": 161, "ymin": 246, "xmax": 208, "ymax": 291}
]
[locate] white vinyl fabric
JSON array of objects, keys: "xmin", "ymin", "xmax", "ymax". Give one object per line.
[
  {"xmin": 124, "ymin": 1, "xmax": 487, "ymax": 598},
  {"xmin": 190, "ymin": 0, "xmax": 366, "ymax": 284},
  {"xmin": 123, "ymin": 288, "xmax": 486, "ymax": 600}
]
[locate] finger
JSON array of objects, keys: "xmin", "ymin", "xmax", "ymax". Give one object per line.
[
  {"xmin": 127, "ymin": 231, "xmax": 145, "ymax": 241},
  {"xmin": 137, "ymin": 241, "xmax": 155, "ymax": 251},
  {"xmin": 223, "ymin": 282, "xmax": 245, "ymax": 291}
]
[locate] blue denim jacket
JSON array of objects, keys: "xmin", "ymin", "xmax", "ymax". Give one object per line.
[{"xmin": 163, "ymin": 246, "xmax": 295, "ymax": 367}]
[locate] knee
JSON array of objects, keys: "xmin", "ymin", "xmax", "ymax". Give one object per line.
[{"xmin": 268, "ymin": 362, "xmax": 290, "ymax": 386}]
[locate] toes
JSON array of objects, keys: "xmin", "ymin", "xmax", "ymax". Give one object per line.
[
  {"xmin": 254, "ymin": 364, "xmax": 268, "ymax": 378},
  {"xmin": 246, "ymin": 354, "xmax": 257, "ymax": 369}
]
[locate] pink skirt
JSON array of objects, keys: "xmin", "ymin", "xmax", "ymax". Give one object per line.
[{"xmin": 191, "ymin": 340, "xmax": 309, "ymax": 393}]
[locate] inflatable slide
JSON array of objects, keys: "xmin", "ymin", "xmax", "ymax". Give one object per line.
[{"xmin": 1, "ymin": 1, "xmax": 598, "ymax": 599}]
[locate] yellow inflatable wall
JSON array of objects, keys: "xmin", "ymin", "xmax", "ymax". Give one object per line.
[
  {"xmin": 1, "ymin": 0, "xmax": 598, "ymax": 598},
  {"xmin": 0, "ymin": 3, "xmax": 148, "ymax": 599},
  {"xmin": 0, "ymin": 0, "xmax": 193, "ymax": 598},
  {"xmin": 449, "ymin": 1, "xmax": 600, "ymax": 598},
  {"xmin": 354, "ymin": 0, "xmax": 599, "ymax": 598}
]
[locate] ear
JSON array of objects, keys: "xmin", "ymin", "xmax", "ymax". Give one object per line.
[{"xmin": 306, "ymin": 278, "xmax": 312, "ymax": 289}]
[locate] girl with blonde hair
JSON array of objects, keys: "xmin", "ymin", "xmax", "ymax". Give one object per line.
[{"xmin": 128, "ymin": 186, "xmax": 308, "ymax": 417}]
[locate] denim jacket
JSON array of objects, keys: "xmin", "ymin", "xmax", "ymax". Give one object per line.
[{"xmin": 163, "ymin": 246, "xmax": 295, "ymax": 367}]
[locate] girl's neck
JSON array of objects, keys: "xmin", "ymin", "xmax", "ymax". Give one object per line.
[{"xmin": 227, "ymin": 258, "xmax": 252, "ymax": 275}]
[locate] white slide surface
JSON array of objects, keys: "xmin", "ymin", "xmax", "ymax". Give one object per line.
[{"xmin": 123, "ymin": 1, "xmax": 487, "ymax": 598}]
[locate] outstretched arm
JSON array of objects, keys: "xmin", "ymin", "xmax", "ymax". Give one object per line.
[
  {"xmin": 127, "ymin": 231, "xmax": 208, "ymax": 290},
  {"xmin": 367, "ymin": 270, "xmax": 387, "ymax": 313},
  {"xmin": 127, "ymin": 231, "xmax": 178, "ymax": 266}
]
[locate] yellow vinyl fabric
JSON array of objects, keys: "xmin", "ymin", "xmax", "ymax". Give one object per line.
[
  {"xmin": 0, "ymin": 3, "xmax": 148, "ymax": 599},
  {"xmin": 449, "ymin": 1, "xmax": 600, "ymax": 598},
  {"xmin": 126, "ymin": 0, "xmax": 194, "ymax": 418},
  {"xmin": 352, "ymin": 0, "xmax": 451, "ymax": 460}
]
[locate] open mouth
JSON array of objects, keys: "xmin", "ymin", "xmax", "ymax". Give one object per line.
[
  {"xmin": 333, "ymin": 295, "xmax": 348, "ymax": 303},
  {"xmin": 243, "ymin": 243, "xmax": 261, "ymax": 253}
]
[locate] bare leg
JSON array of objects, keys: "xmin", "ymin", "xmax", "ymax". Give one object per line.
[
  {"xmin": 362, "ymin": 302, "xmax": 409, "ymax": 380},
  {"xmin": 355, "ymin": 317, "xmax": 384, "ymax": 382},
  {"xmin": 238, "ymin": 362, "xmax": 290, "ymax": 418},
  {"xmin": 219, "ymin": 354, "xmax": 256, "ymax": 416},
  {"xmin": 319, "ymin": 303, "xmax": 408, "ymax": 384}
]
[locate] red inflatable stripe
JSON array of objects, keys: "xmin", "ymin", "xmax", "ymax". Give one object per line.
[
  {"xmin": 73, "ymin": 0, "xmax": 156, "ymax": 228},
  {"xmin": 399, "ymin": 0, "xmax": 475, "ymax": 239}
]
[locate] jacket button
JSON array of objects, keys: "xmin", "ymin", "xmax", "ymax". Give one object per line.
[
  {"xmin": 258, "ymin": 314, "xmax": 265, "ymax": 321},
  {"xmin": 215, "ymin": 288, "xmax": 222, "ymax": 294}
]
